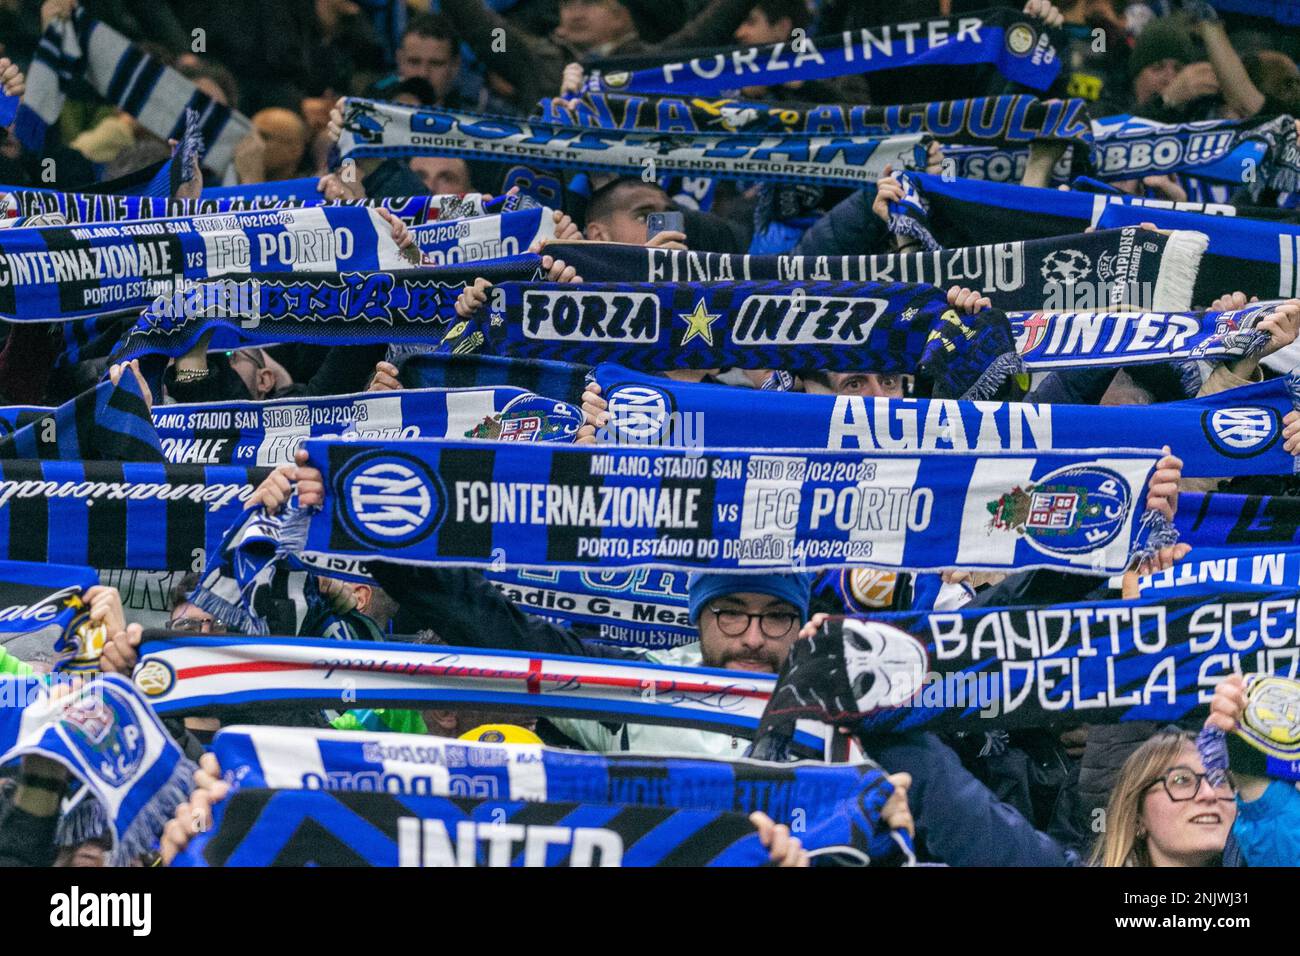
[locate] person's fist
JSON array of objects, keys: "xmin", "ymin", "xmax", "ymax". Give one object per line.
[
  {"xmin": 749, "ymin": 811, "xmax": 809, "ymax": 867},
  {"xmin": 1205, "ymin": 674, "xmax": 1247, "ymax": 734},
  {"xmin": 100, "ymin": 622, "xmax": 142, "ymax": 678},
  {"xmin": 455, "ymin": 277, "xmax": 492, "ymax": 319},
  {"xmin": 368, "ymin": 360, "xmax": 401, "ymax": 391},
  {"xmin": 872, "ymin": 166, "xmax": 904, "ymax": 224}
]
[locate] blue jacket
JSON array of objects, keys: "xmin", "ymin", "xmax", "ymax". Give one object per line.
[{"xmin": 1233, "ymin": 782, "xmax": 1300, "ymax": 866}]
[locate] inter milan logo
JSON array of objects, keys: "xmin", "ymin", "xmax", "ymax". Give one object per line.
[
  {"xmin": 1202, "ymin": 407, "xmax": 1280, "ymax": 458},
  {"xmin": 1240, "ymin": 676, "xmax": 1300, "ymax": 758},
  {"xmin": 1005, "ymin": 22, "xmax": 1037, "ymax": 55},
  {"xmin": 605, "ymin": 384, "xmax": 672, "ymax": 442},
  {"xmin": 336, "ymin": 451, "xmax": 445, "ymax": 547},
  {"xmin": 1041, "ymin": 249, "xmax": 1091, "ymax": 284}
]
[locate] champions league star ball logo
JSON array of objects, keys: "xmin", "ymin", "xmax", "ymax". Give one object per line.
[
  {"xmin": 336, "ymin": 451, "xmax": 445, "ymax": 548},
  {"xmin": 1040, "ymin": 248, "xmax": 1092, "ymax": 284},
  {"xmin": 840, "ymin": 619, "xmax": 928, "ymax": 713},
  {"xmin": 987, "ymin": 465, "xmax": 1130, "ymax": 557}
]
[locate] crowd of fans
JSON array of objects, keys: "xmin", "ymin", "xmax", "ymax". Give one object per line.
[{"xmin": 0, "ymin": 0, "xmax": 1297, "ymax": 868}]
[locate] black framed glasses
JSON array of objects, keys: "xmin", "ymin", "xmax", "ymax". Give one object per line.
[
  {"xmin": 707, "ymin": 606, "xmax": 799, "ymax": 639},
  {"xmin": 1145, "ymin": 765, "xmax": 1236, "ymax": 802},
  {"xmin": 167, "ymin": 616, "xmax": 227, "ymax": 634}
]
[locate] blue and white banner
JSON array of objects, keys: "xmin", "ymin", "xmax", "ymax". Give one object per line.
[
  {"xmin": 592, "ymin": 364, "xmax": 1300, "ymax": 477},
  {"xmin": 409, "ymin": 207, "xmax": 554, "ymax": 266},
  {"xmin": 0, "ymin": 205, "xmax": 409, "ymax": 322},
  {"xmin": 0, "ymin": 559, "xmax": 98, "ymax": 640},
  {"xmin": 297, "ymin": 438, "xmax": 1164, "ymax": 575},
  {"xmin": 0, "ymin": 188, "xmax": 492, "ymax": 226},
  {"xmin": 1177, "ymin": 491, "xmax": 1300, "ymax": 553},
  {"xmin": 583, "ymin": 8, "xmax": 1064, "ymax": 95},
  {"xmin": 335, "ymin": 99, "xmax": 928, "ymax": 189}
]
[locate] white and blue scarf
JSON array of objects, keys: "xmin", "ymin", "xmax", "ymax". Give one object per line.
[
  {"xmin": 0, "ymin": 674, "xmax": 194, "ymax": 863},
  {"xmin": 0, "ymin": 205, "xmax": 409, "ymax": 323},
  {"xmin": 167, "ymin": 724, "xmax": 900, "ymax": 867},
  {"xmin": 335, "ymin": 98, "xmax": 928, "ymax": 189}
]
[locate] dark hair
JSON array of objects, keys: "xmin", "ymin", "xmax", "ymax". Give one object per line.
[
  {"xmin": 392, "ymin": 76, "xmax": 439, "ymax": 106},
  {"xmin": 583, "ymin": 176, "xmax": 667, "ymax": 226},
  {"xmin": 800, "ymin": 369, "xmax": 833, "ymax": 390},
  {"xmin": 167, "ymin": 571, "xmax": 203, "ymax": 612},
  {"xmin": 751, "ymin": 0, "xmax": 811, "ymax": 30},
  {"xmin": 404, "ymin": 12, "xmax": 460, "ymax": 47}
]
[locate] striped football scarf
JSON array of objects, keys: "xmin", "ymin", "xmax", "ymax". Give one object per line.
[
  {"xmin": 543, "ymin": 226, "xmax": 1208, "ymax": 313},
  {"xmin": 14, "ymin": 9, "xmax": 251, "ymax": 175},
  {"xmin": 132, "ymin": 633, "xmax": 832, "ymax": 755},
  {"xmin": 167, "ymin": 724, "xmax": 900, "ymax": 867},
  {"xmin": 583, "ymin": 7, "xmax": 1064, "ymax": 95},
  {"xmin": 334, "ymin": 98, "xmax": 927, "ymax": 189},
  {"xmin": 0, "ymin": 205, "xmax": 410, "ymax": 323},
  {"xmin": 0, "ymin": 373, "xmax": 162, "ymax": 463},
  {"xmin": 0, "ymin": 189, "xmax": 493, "ymax": 226},
  {"xmin": 290, "ymin": 438, "xmax": 1166, "ymax": 576},
  {"xmin": 590, "ymin": 364, "xmax": 1300, "ymax": 478},
  {"xmin": 754, "ymin": 595, "xmax": 1300, "ymax": 741}
]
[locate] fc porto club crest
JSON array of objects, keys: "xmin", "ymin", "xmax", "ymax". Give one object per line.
[
  {"xmin": 335, "ymin": 450, "xmax": 446, "ymax": 548},
  {"xmin": 986, "ymin": 465, "xmax": 1130, "ymax": 557},
  {"xmin": 464, "ymin": 394, "xmax": 583, "ymax": 443},
  {"xmin": 61, "ymin": 683, "xmax": 148, "ymax": 789}
]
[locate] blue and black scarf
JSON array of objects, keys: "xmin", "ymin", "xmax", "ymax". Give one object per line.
[
  {"xmin": 291, "ymin": 437, "xmax": 1166, "ymax": 576},
  {"xmin": 584, "ymin": 8, "xmax": 1063, "ymax": 95},
  {"xmin": 15, "ymin": 9, "xmax": 251, "ymax": 174}
]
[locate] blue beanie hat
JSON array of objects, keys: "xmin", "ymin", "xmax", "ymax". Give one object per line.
[{"xmin": 687, "ymin": 572, "xmax": 813, "ymax": 625}]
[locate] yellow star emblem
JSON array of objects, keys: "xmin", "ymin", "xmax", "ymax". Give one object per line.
[{"xmin": 677, "ymin": 299, "xmax": 721, "ymax": 347}]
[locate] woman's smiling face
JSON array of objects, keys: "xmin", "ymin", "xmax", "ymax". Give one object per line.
[{"xmin": 1140, "ymin": 741, "xmax": 1236, "ymax": 867}]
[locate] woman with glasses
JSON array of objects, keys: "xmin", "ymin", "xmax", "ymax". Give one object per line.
[{"xmin": 1091, "ymin": 729, "xmax": 1238, "ymax": 867}]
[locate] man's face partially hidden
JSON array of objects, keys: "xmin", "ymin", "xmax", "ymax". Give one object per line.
[
  {"xmin": 696, "ymin": 592, "xmax": 802, "ymax": 673},
  {"xmin": 803, "ymin": 372, "xmax": 905, "ymax": 398},
  {"xmin": 584, "ymin": 184, "xmax": 675, "ymax": 244}
]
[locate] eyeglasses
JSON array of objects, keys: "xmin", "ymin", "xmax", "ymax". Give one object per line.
[
  {"xmin": 707, "ymin": 606, "xmax": 798, "ymax": 639},
  {"xmin": 1145, "ymin": 765, "xmax": 1236, "ymax": 802},
  {"xmin": 227, "ymin": 348, "xmax": 265, "ymax": 369},
  {"xmin": 167, "ymin": 616, "xmax": 227, "ymax": 634}
]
